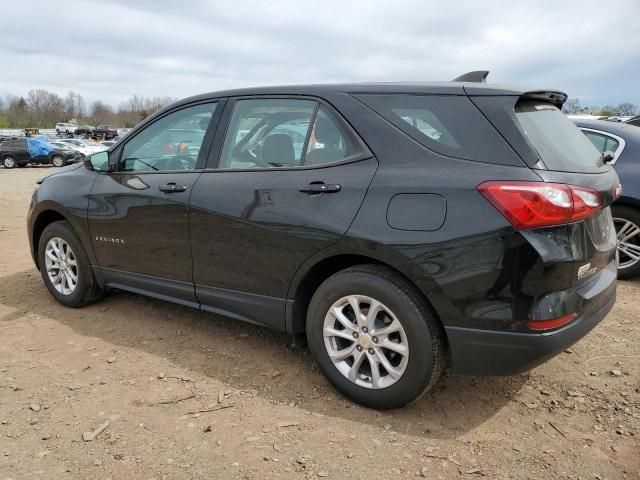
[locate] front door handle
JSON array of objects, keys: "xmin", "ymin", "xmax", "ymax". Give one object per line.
[
  {"xmin": 159, "ymin": 183, "xmax": 188, "ymax": 193},
  {"xmin": 300, "ymin": 182, "xmax": 342, "ymax": 194}
]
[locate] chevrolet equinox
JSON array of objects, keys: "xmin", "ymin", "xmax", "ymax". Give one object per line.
[{"xmin": 27, "ymin": 72, "xmax": 620, "ymax": 409}]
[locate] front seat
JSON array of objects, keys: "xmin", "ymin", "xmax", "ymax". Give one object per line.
[
  {"xmin": 305, "ymin": 117, "xmax": 343, "ymax": 165},
  {"xmin": 262, "ymin": 134, "xmax": 295, "ymax": 166}
]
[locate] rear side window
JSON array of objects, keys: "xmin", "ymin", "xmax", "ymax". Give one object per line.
[
  {"xmin": 218, "ymin": 99, "xmax": 365, "ymax": 169},
  {"xmin": 583, "ymin": 131, "xmax": 620, "ymax": 154},
  {"xmin": 356, "ymin": 94, "xmax": 518, "ymax": 164},
  {"xmin": 515, "ymin": 101, "xmax": 606, "ymax": 173}
]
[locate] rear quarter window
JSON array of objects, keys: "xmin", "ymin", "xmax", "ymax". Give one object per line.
[{"xmin": 356, "ymin": 94, "xmax": 520, "ymax": 165}]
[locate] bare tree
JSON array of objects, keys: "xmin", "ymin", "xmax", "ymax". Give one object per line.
[
  {"xmin": 562, "ymin": 98, "xmax": 582, "ymax": 114},
  {"xmin": 615, "ymin": 102, "xmax": 638, "ymax": 116},
  {"xmin": 90, "ymin": 100, "xmax": 115, "ymax": 125}
]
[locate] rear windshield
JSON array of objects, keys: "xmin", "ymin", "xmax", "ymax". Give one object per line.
[
  {"xmin": 357, "ymin": 94, "xmax": 519, "ymax": 165},
  {"xmin": 515, "ymin": 101, "xmax": 606, "ymax": 173}
]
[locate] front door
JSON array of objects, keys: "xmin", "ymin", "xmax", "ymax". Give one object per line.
[
  {"xmin": 88, "ymin": 101, "xmax": 221, "ymax": 305},
  {"xmin": 189, "ymin": 98, "xmax": 377, "ymax": 328}
]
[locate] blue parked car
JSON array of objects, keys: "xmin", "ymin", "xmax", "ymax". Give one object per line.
[
  {"xmin": 573, "ymin": 119, "xmax": 640, "ymax": 278},
  {"xmin": 0, "ymin": 137, "xmax": 82, "ymax": 168}
]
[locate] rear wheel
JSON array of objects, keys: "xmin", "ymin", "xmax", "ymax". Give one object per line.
[
  {"xmin": 612, "ymin": 205, "xmax": 640, "ymax": 279},
  {"xmin": 2, "ymin": 156, "xmax": 16, "ymax": 168},
  {"xmin": 38, "ymin": 221, "xmax": 102, "ymax": 307},
  {"xmin": 51, "ymin": 155, "xmax": 65, "ymax": 167},
  {"xmin": 306, "ymin": 264, "xmax": 445, "ymax": 409}
]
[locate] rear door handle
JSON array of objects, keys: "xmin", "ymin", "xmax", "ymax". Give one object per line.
[
  {"xmin": 300, "ymin": 183, "xmax": 342, "ymax": 194},
  {"xmin": 159, "ymin": 183, "xmax": 188, "ymax": 193}
]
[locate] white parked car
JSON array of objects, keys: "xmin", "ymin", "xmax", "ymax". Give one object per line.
[
  {"xmin": 54, "ymin": 139, "xmax": 106, "ymax": 157},
  {"xmin": 55, "ymin": 123, "xmax": 77, "ymax": 135}
]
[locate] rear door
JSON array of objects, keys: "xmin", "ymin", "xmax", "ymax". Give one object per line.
[
  {"xmin": 87, "ymin": 100, "xmax": 222, "ymax": 305},
  {"xmin": 188, "ymin": 97, "xmax": 377, "ymax": 329}
]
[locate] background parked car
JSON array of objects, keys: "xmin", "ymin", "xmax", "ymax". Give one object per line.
[
  {"xmin": 55, "ymin": 123, "xmax": 77, "ymax": 135},
  {"xmin": 624, "ymin": 115, "xmax": 640, "ymax": 127},
  {"xmin": 1, "ymin": 137, "xmax": 81, "ymax": 168},
  {"xmin": 74, "ymin": 125, "xmax": 95, "ymax": 137},
  {"xmin": 54, "ymin": 138, "xmax": 107, "ymax": 156},
  {"xmin": 573, "ymin": 119, "xmax": 640, "ymax": 278},
  {"xmin": 92, "ymin": 125, "xmax": 118, "ymax": 140}
]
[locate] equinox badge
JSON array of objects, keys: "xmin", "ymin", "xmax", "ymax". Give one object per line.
[{"xmin": 577, "ymin": 262, "xmax": 597, "ymax": 280}]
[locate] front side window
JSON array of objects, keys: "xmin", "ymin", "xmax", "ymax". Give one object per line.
[
  {"xmin": 120, "ymin": 102, "xmax": 217, "ymax": 172},
  {"xmin": 218, "ymin": 99, "xmax": 364, "ymax": 169}
]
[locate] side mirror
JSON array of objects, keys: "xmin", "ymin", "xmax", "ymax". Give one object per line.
[
  {"xmin": 603, "ymin": 151, "xmax": 615, "ymax": 164},
  {"xmin": 85, "ymin": 151, "xmax": 112, "ymax": 172}
]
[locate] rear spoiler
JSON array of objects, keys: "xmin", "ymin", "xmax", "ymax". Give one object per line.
[
  {"xmin": 520, "ymin": 90, "xmax": 568, "ymax": 108},
  {"xmin": 453, "ymin": 71, "xmax": 568, "ymax": 108},
  {"xmin": 452, "ymin": 71, "xmax": 489, "ymax": 83}
]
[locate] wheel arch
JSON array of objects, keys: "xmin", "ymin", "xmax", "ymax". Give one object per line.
[
  {"xmin": 613, "ymin": 197, "xmax": 640, "ymax": 211},
  {"xmin": 285, "ymin": 251, "xmax": 448, "ymax": 349},
  {"xmin": 31, "ymin": 209, "xmax": 69, "ymax": 269}
]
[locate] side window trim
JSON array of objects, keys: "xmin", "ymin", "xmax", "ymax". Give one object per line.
[
  {"xmin": 111, "ymin": 98, "xmax": 226, "ymax": 174},
  {"xmin": 298, "ymin": 102, "xmax": 320, "ymax": 166},
  {"xmin": 204, "ymin": 95, "xmax": 372, "ymax": 171},
  {"xmin": 579, "ymin": 127, "xmax": 626, "ymax": 165}
]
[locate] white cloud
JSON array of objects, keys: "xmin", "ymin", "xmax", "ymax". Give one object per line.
[{"xmin": 0, "ymin": 0, "xmax": 638, "ymax": 107}]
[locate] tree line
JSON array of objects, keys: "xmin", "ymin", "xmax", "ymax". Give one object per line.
[
  {"xmin": 0, "ymin": 89, "xmax": 636, "ymax": 130},
  {"xmin": 0, "ymin": 89, "xmax": 176, "ymax": 129},
  {"xmin": 562, "ymin": 99, "xmax": 639, "ymax": 117}
]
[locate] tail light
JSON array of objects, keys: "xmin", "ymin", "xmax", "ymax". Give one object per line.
[
  {"xmin": 478, "ymin": 181, "xmax": 602, "ymax": 229},
  {"xmin": 528, "ymin": 313, "xmax": 577, "ymax": 331}
]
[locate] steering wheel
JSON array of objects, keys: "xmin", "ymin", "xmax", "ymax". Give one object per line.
[{"xmin": 164, "ymin": 154, "xmax": 196, "ymax": 171}]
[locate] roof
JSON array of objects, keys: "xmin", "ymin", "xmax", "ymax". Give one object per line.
[
  {"xmin": 175, "ymin": 81, "xmax": 566, "ymax": 105},
  {"xmin": 572, "ymin": 119, "xmax": 640, "ymax": 142}
]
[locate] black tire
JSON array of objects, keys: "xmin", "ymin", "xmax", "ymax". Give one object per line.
[
  {"xmin": 306, "ymin": 264, "xmax": 446, "ymax": 409},
  {"xmin": 38, "ymin": 221, "xmax": 102, "ymax": 307},
  {"xmin": 2, "ymin": 156, "xmax": 16, "ymax": 169},
  {"xmin": 612, "ymin": 205, "xmax": 640, "ymax": 279},
  {"xmin": 51, "ymin": 155, "xmax": 65, "ymax": 167}
]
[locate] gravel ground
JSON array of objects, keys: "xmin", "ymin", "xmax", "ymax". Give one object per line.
[{"xmin": 0, "ymin": 166, "xmax": 638, "ymax": 480}]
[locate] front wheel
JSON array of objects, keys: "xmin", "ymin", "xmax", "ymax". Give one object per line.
[
  {"xmin": 306, "ymin": 264, "xmax": 446, "ymax": 409},
  {"xmin": 612, "ymin": 205, "xmax": 640, "ymax": 279},
  {"xmin": 38, "ymin": 221, "xmax": 102, "ymax": 307},
  {"xmin": 51, "ymin": 155, "xmax": 65, "ymax": 167},
  {"xmin": 2, "ymin": 156, "xmax": 16, "ymax": 168}
]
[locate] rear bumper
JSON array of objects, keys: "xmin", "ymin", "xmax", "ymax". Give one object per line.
[{"xmin": 445, "ymin": 281, "xmax": 615, "ymax": 375}]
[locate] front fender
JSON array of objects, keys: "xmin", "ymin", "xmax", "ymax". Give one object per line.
[{"xmin": 28, "ymin": 166, "xmax": 99, "ymax": 268}]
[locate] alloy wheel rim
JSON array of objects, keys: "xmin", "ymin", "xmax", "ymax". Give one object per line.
[
  {"xmin": 323, "ymin": 295, "xmax": 409, "ymax": 389},
  {"xmin": 614, "ymin": 217, "xmax": 640, "ymax": 270},
  {"xmin": 52, "ymin": 156, "xmax": 63, "ymax": 167},
  {"xmin": 45, "ymin": 237, "xmax": 78, "ymax": 295},
  {"xmin": 4, "ymin": 157, "xmax": 15, "ymax": 168}
]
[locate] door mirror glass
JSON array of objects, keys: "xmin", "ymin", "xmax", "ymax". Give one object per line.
[
  {"xmin": 603, "ymin": 150, "xmax": 615, "ymax": 164},
  {"xmin": 86, "ymin": 151, "xmax": 110, "ymax": 172}
]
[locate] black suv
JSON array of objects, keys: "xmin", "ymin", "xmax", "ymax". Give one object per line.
[
  {"xmin": 27, "ymin": 73, "xmax": 619, "ymax": 409},
  {"xmin": 1, "ymin": 138, "xmax": 81, "ymax": 168}
]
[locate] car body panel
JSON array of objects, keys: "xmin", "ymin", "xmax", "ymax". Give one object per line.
[
  {"xmin": 86, "ymin": 171, "xmax": 201, "ymax": 304},
  {"xmin": 189, "ymin": 157, "xmax": 378, "ymax": 329}
]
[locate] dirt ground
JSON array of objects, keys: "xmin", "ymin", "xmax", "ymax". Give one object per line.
[{"xmin": 0, "ymin": 166, "xmax": 638, "ymax": 480}]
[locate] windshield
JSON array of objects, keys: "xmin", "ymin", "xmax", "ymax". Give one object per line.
[{"xmin": 515, "ymin": 101, "xmax": 606, "ymax": 173}]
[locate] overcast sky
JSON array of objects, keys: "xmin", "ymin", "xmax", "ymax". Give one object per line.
[{"xmin": 1, "ymin": 0, "xmax": 638, "ymax": 108}]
